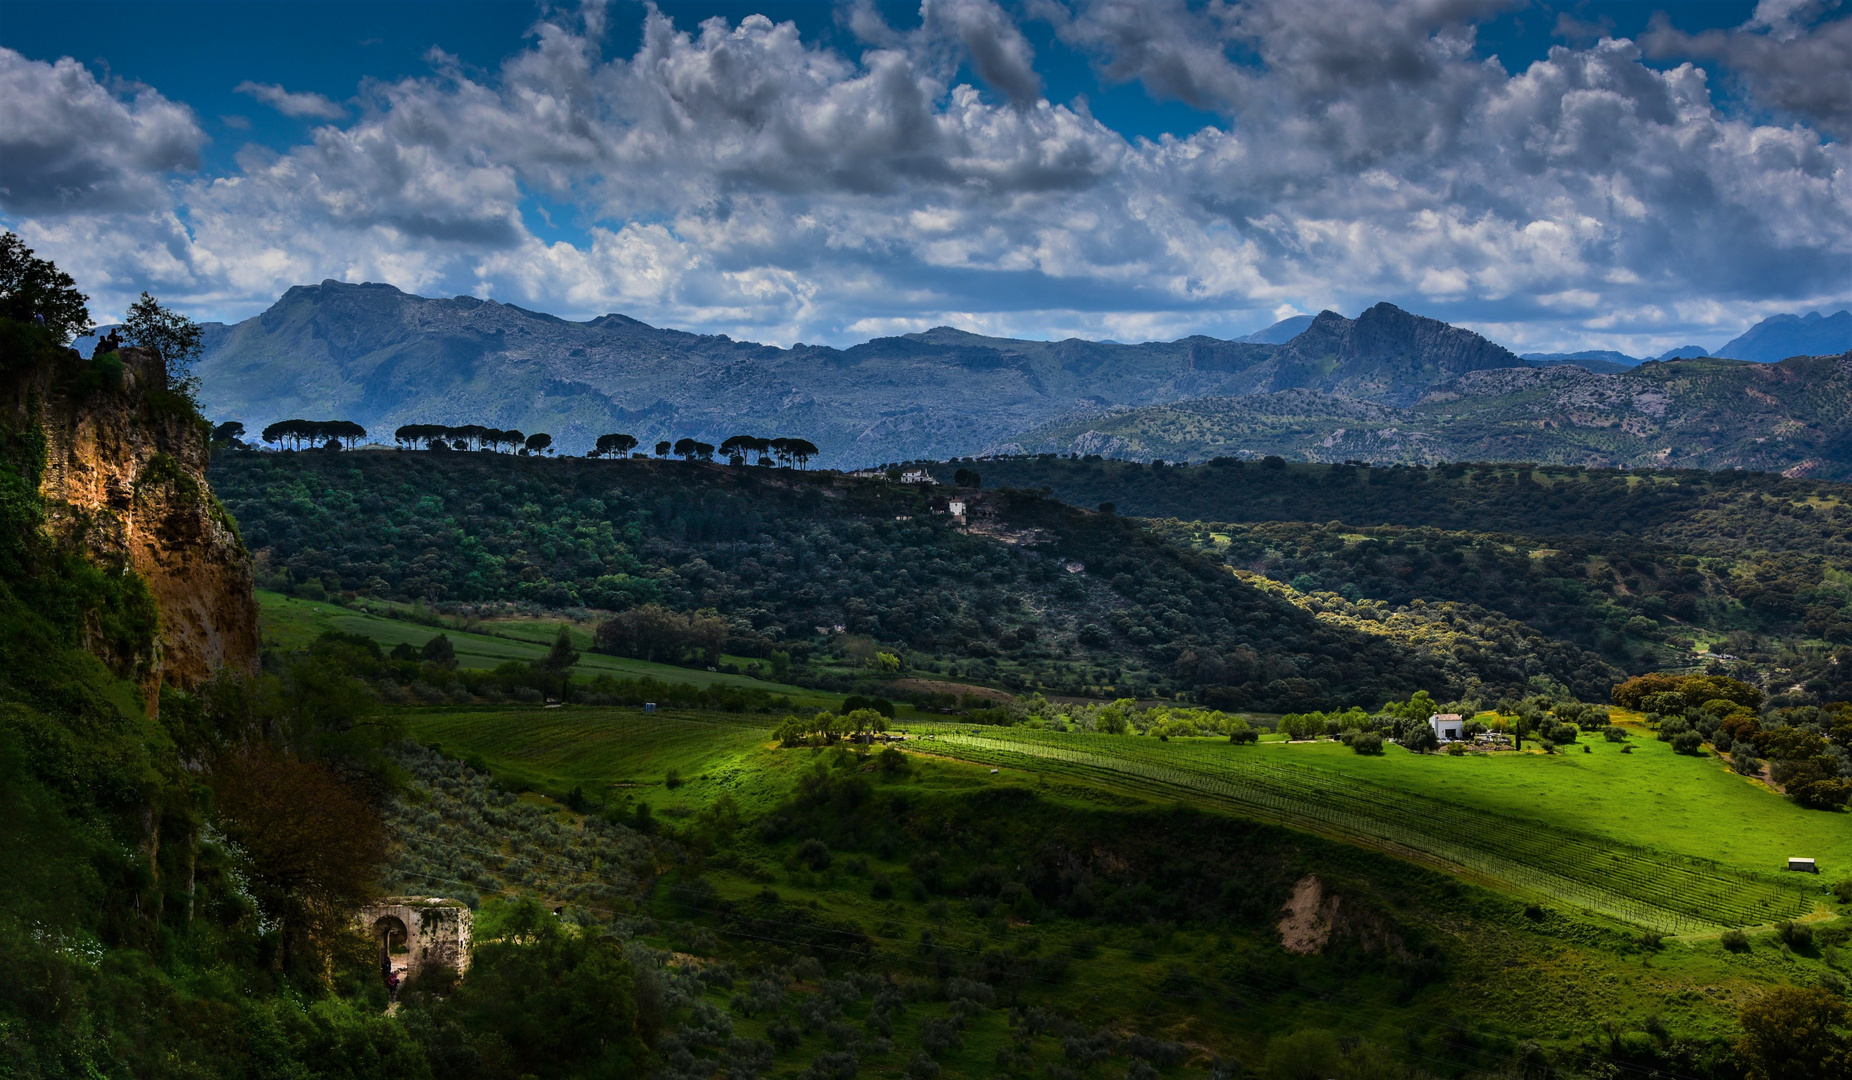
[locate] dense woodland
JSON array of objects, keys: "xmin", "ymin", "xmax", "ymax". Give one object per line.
[{"xmin": 212, "ymin": 452, "xmax": 1624, "ymax": 708}]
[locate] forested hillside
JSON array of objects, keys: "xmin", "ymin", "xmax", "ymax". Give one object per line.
[
  {"xmin": 211, "ymin": 451, "xmax": 1623, "ymax": 706},
  {"xmin": 996, "ymin": 352, "xmax": 1852, "ymax": 477},
  {"xmin": 916, "ymin": 457, "xmax": 1852, "ymax": 693}
]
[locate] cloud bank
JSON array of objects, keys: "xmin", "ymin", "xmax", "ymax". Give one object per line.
[{"xmin": 2, "ymin": 0, "xmax": 1849, "ymax": 355}]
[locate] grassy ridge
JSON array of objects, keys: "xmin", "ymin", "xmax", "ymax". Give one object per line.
[{"xmin": 909, "ymin": 727, "xmax": 1824, "ymax": 934}]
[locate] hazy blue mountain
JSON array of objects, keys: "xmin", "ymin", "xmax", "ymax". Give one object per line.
[
  {"xmin": 1234, "ymin": 314, "xmax": 1315, "ymax": 343},
  {"xmin": 1520, "ymin": 345, "xmax": 1709, "ymax": 373},
  {"xmin": 192, "ymin": 283, "xmax": 1533, "ymax": 462},
  {"xmin": 1521, "ymin": 351, "xmax": 1636, "ymax": 374},
  {"xmin": 1717, "ymin": 309, "xmax": 1852, "ymax": 362}
]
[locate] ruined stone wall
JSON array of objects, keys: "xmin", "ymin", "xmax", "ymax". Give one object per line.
[{"xmin": 362, "ymin": 897, "xmax": 473, "ymax": 978}]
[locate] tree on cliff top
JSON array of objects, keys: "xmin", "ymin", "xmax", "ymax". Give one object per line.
[
  {"xmin": 122, "ymin": 292, "xmax": 203, "ymax": 395},
  {"xmin": 0, "ymin": 232, "xmax": 92, "ymax": 343}
]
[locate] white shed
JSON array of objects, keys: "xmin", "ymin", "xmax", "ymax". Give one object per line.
[
  {"xmin": 1789, "ymin": 857, "xmax": 1818, "ymax": 873},
  {"xmin": 1429, "ymin": 713, "xmax": 1463, "ymax": 741}
]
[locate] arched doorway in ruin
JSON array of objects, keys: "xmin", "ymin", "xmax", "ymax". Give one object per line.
[{"xmin": 372, "ymin": 914, "xmax": 410, "ymax": 980}]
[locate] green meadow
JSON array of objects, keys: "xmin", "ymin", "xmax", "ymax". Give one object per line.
[
  {"xmin": 397, "ymin": 709, "xmax": 1852, "ymax": 1068},
  {"xmin": 258, "ymin": 589, "xmax": 844, "ymax": 708}
]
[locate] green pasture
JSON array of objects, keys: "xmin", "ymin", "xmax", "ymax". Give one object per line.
[
  {"xmin": 901, "ymin": 723, "xmax": 1838, "ymax": 934},
  {"xmin": 1241, "ymin": 732, "xmax": 1852, "ymax": 878},
  {"xmin": 258, "ymin": 590, "xmax": 842, "ymax": 707},
  {"xmin": 394, "ymin": 702, "xmax": 1850, "ymax": 1055},
  {"xmin": 402, "ymin": 705, "xmax": 804, "ymax": 816}
]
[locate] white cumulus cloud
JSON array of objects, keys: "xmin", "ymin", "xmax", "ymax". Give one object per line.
[
  {"xmin": 0, "ymin": 2, "xmax": 1848, "ymax": 357},
  {"xmin": 233, "ymin": 81, "xmax": 348, "ymax": 120},
  {"xmin": 0, "ymin": 49, "xmax": 204, "ymax": 214}
]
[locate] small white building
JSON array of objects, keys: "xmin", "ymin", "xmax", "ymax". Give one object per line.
[
  {"xmin": 1789, "ymin": 857, "xmax": 1818, "ymax": 873},
  {"xmin": 901, "ymin": 469, "xmax": 937, "ymax": 484},
  {"xmin": 1429, "ymin": 713, "xmax": 1463, "ymax": 741}
]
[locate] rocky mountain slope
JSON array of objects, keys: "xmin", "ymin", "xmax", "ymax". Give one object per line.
[
  {"xmin": 3, "ymin": 341, "xmax": 257, "ymax": 695},
  {"xmin": 997, "ymin": 351, "xmax": 1852, "ymax": 477},
  {"xmin": 193, "ymin": 283, "xmax": 1529, "ymax": 463}
]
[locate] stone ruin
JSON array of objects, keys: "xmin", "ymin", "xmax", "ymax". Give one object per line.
[{"xmin": 361, "ymin": 897, "xmax": 472, "ymax": 983}]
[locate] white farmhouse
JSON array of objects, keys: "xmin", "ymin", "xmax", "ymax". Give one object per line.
[{"xmin": 1429, "ymin": 713, "xmax": 1463, "ymax": 741}]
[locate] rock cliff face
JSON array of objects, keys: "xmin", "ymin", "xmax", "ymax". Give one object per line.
[{"xmin": 4, "ymin": 345, "xmax": 258, "ymax": 696}]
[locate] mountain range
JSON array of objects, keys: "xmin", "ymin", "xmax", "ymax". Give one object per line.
[
  {"xmin": 188, "ymin": 281, "xmax": 1852, "ymax": 471},
  {"xmin": 188, "ymin": 284, "xmax": 1527, "ymax": 462},
  {"xmin": 996, "ymin": 352, "xmax": 1852, "ymax": 478}
]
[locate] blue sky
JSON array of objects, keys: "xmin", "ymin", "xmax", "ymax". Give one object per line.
[{"xmin": 3, "ymin": 1, "xmax": 1848, "ymax": 354}]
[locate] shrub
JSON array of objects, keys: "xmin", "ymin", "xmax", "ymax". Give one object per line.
[
  {"xmin": 1775, "ymin": 921, "xmax": 1814, "ymax": 951},
  {"xmin": 797, "ymin": 838, "xmax": 832, "ymax": 871},
  {"xmin": 1833, "ymin": 879, "xmax": 1852, "ymax": 905},
  {"xmin": 1603, "ymin": 725, "xmax": 1629, "ymax": 742},
  {"xmin": 870, "ymin": 874, "xmax": 894, "ymax": 900},
  {"xmin": 1671, "ymin": 730, "xmax": 1705, "ymax": 754},
  {"xmin": 1350, "ymin": 732, "xmax": 1384, "ymax": 755},
  {"xmin": 1446, "ymin": 741, "xmax": 1467, "ymax": 756},
  {"xmin": 1721, "ymin": 929, "xmax": 1750, "ymax": 952}
]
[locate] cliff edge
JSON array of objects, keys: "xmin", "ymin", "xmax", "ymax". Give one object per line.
[{"xmin": 2, "ymin": 342, "xmax": 258, "ymax": 694}]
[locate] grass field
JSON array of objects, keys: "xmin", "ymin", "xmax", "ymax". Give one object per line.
[
  {"xmin": 898, "ymin": 724, "xmax": 1835, "ymax": 935},
  {"xmin": 391, "ymin": 687, "xmax": 1842, "ymax": 938},
  {"xmin": 379, "ymin": 698, "xmax": 1852, "ymax": 1072},
  {"xmin": 402, "ymin": 705, "xmax": 800, "ymax": 814},
  {"xmin": 258, "ymin": 590, "xmax": 846, "ymax": 708}
]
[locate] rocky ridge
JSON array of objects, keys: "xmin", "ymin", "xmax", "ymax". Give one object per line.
[{"xmin": 5, "ymin": 344, "xmax": 258, "ymax": 697}]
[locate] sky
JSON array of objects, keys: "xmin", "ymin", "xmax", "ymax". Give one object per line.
[{"xmin": 2, "ymin": 0, "xmax": 1850, "ymax": 355}]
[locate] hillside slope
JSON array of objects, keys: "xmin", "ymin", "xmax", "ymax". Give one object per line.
[
  {"xmin": 211, "ymin": 450, "xmax": 1624, "ymax": 706},
  {"xmin": 920, "ymin": 457, "xmax": 1852, "ymax": 683},
  {"xmin": 999, "ymin": 352, "xmax": 1852, "ymax": 477}
]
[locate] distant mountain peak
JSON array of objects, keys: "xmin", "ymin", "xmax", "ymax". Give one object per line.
[
  {"xmin": 1718, "ymin": 308, "xmax": 1852, "ymax": 362},
  {"xmin": 1235, "ymin": 314, "xmax": 1316, "ymax": 344}
]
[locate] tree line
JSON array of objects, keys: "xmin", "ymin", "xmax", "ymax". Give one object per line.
[
  {"xmin": 261, "ymin": 419, "xmax": 370, "ymax": 450},
  {"xmin": 587, "ymin": 432, "xmax": 819, "ymax": 466},
  {"xmin": 393, "ymin": 424, "xmax": 553, "ymax": 454}
]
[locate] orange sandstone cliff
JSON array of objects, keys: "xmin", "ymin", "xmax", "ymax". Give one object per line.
[{"xmin": 2, "ymin": 344, "xmax": 258, "ymax": 696}]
